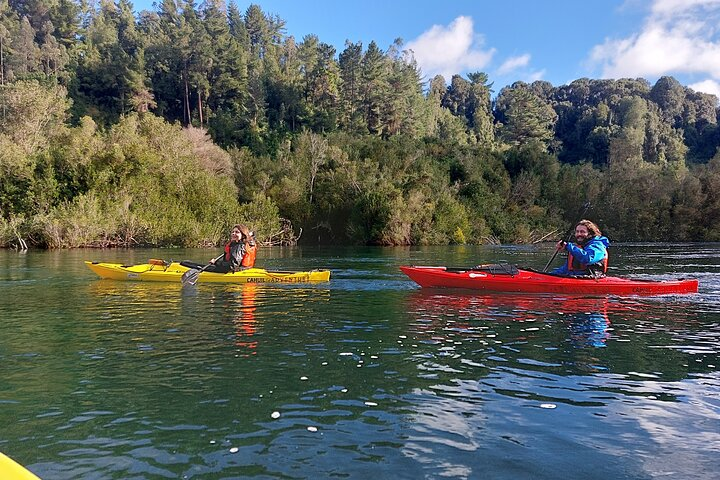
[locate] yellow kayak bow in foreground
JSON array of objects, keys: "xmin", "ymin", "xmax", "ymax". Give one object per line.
[
  {"xmin": 0, "ymin": 453, "xmax": 40, "ymax": 480},
  {"xmin": 85, "ymin": 261, "xmax": 331, "ymax": 284}
]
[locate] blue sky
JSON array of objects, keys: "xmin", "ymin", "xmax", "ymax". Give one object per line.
[{"xmin": 134, "ymin": 0, "xmax": 720, "ymax": 97}]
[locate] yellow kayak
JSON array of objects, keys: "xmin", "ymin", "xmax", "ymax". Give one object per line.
[
  {"xmin": 0, "ymin": 453, "xmax": 40, "ymax": 480},
  {"xmin": 85, "ymin": 260, "xmax": 331, "ymax": 283}
]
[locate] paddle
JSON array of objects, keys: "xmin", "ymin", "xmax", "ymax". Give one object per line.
[
  {"xmin": 181, "ymin": 253, "xmax": 224, "ymax": 286},
  {"xmin": 543, "ymin": 201, "xmax": 591, "ymax": 272}
]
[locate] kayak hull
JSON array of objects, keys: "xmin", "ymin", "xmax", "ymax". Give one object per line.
[
  {"xmin": 400, "ymin": 266, "xmax": 698, "ymax": 296},
  {"xmin": 86, "ymin": 261, "xmax": 330, "ymax": 283}
]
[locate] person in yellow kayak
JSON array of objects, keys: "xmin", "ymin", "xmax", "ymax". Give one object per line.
[
  {"xmin": 182, "ymin": 224, "xmax": 256, "ymax": 273},
  {"xmin": 551, "ymin": 219, "xmax": 610, "ymax": 277}
]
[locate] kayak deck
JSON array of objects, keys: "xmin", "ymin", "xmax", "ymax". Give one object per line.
[
  {"xmin": 85, "ymin": 261, "xmax": 330, "ymax": 283},
  {"xmin": 400, "ymin": 265, "xmax": 698, "ymax": 296}
]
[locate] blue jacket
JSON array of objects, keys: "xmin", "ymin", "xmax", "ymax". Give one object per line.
[{"xmin": 551, "ymin": 236, "xmax": 610, "ymax": 276}]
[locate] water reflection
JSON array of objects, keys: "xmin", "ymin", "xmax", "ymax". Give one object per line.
[
  {"xmin": 195, "ymin": 284, "xmax": 331, "ymax": 359},
  {"xmin": 234, "ymin": 284, "xmax": 258, "ymax": 353},
  {"xmin": 83, "ymin": 279, "xmax": 331, "ymax": 363},
  {"xmin": 86, "ymin": 279, "xmax": 184, "ymax": 304},
  {"xmin": 568, "ymin": 310, "xmax": 609, "ymax": 349},
  {"xmin": 3, "ymin": 245, "xmax": 719, "ymax": 480},
  {"xmin": 406, "ymin": 291, "xmax": 615, "ymax": 349},
  {"xmin": 396, "ymin": 288, "xmax": 720, "ymax": 480}
]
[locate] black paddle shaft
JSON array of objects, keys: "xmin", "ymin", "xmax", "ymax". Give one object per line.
[
  {"xmin": 543, "ymin": 201, "xmax": 591, "ymax": 272},
  {"xmin": 182, "ymin": 253, "xmax": 224, "ymax": 286}
]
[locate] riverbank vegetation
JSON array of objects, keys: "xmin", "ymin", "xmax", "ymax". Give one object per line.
[{"xmin": 1, "ymin": 1, "xmax": 719, "ymax": 248}]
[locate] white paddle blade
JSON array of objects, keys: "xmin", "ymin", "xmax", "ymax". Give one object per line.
[{"xmin": 181, "ymin": 268, "xmax": 201, "ymax": 286}]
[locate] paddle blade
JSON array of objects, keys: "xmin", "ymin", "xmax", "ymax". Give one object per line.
[{"xmin": 181, "ymin": 268, "xmax": 201, "ymax": 286}]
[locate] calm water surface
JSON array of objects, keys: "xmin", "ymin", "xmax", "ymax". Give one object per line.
[{"xmin": 1, "ymin": 244, "xmax": 719, "ymax": 479}]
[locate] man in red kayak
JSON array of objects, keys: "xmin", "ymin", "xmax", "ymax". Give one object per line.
[{"xmin": 551, "ymin": 219, "xmax": 610, "ymax": 277}]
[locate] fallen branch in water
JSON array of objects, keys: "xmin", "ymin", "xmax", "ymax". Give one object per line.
[
  {"xmin": 533, "ymin": 229, "xmax": 558, "ymax": 244},
  {"xmin": 262, "ymin": 219, "xmax": 301, "ymax": 246}
]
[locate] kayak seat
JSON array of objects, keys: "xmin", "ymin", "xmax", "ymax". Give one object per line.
[
  {"xmin": 446, "ymin": 264, "xmax": 519, "ymax": 275},
  {"xmin": 471, "ymin": 264, "xmax": 519, "ymax": 275}
]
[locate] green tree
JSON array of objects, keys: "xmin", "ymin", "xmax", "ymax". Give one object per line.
[
  {"xmin": 428, "ymin": 74, "xmax": 445, "ymax": 103},
  {"xmin": 227, "ymin": 1, "xmax": 248, "ymax": 49},
  {"xmin": 38, "ymin": 20, "xmax": 67, "ymax": 77},
  {"xmin": 0, "ymin": 1, "xmax": 18, "ymax": 85},
  {"xmin": 141, "ymin": 0, "xmax": 188, "ymax": 122},
  {"xmin": 266, "ymin": 35, "xmax": 302, "ymax": 132},
  {"xmin": 73, "ymin": 0, "xmax": 150, "ymax": 123},
  {"xmin": 359, "ymin": 41, "xmax": 388, "ymax": 135},
  {"xmin": 650, "ymin": 76, "xmax": 685, "ymax": 127},
  {"xmin": 384, "ymin": 38, "xmax": 424, "ymax": 137},
  {"xmin": 182, "ymin": 1, "xmax": 211, "ymax": 126},
  {"xmin": 695, "ymin": 154, "xmax": 720, "ymax": 239},
  {"xmin": 467, "ymin": 71, "xmax": 494, "ymax": 145},
  {"xmin": 48, "ymin": 0, "xmax": 81, "ymax": 52},
  {"xmin": 338, "ymin": 40, "xmax": 363, "ymax": 132},
  {"xmin": 495, "ymin": 82, "xmax": 558, "ymax": 151},
  {"xmin": 204, "ymin": 1, "xmax": 249, "ymax": 145},
  {"xmin": 10, "ymin": 15, "xmax": 38, "ymax": 77},
  {"xmin": 297, "ymin": 34, "xmax": 340, "ymax": 131},
  {"xmin": 442, "ymin": 74, "xmax": 471, "ymax": 121},
  {"xmin": 607, "ymin": 96, "xmax": 646, "ymax": 167},
  {"xmin": 0, "ymin": 79, "xmax": 68, "ymax": 154}
]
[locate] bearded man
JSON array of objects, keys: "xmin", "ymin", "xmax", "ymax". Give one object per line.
[{"xmin": 550, "ymin": 219, "xmax": 610, "ymax": 277}]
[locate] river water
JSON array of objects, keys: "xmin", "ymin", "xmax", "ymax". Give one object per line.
[{"xmin": 1, "ymin": 244, "xmax": 719, "ymax": 479}]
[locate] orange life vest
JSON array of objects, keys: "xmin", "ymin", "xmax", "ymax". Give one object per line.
[
  {"xmin": 224, "ymin": 241, "xmax": 243, "ymax": 264},
  {"xmin": 241, "ymin": 243, "xmax": 257, "ymax": 267},
  {"xmin": 567, "ymin": 250, "xmax": 609, "ymax": 274}
]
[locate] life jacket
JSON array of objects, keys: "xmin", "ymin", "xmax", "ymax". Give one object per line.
[
  {"xmin": 241, "ymin": 242, "xmax": 256, "ymax": 267},
  {"xmin": 567, "ymin": 249, "xmax": 609, "ymax": 275},
  {"xmin": 224, "ymin": 241, "xmax": 244, "ymax": 266}
]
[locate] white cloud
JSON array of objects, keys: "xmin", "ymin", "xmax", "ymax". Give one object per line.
[
  {"xmin": 689, "ymin": 79, "xmax": 720, "ymax": 98},
  {"xmin": 497, "ymin": 54, "xmax": 531, "ymax": 75},
  {"xmin": 405, "ymin": 16, "xmax": 495, "ymax": 81},
  {"xmin": 527, "ymin": 69, "xmax": 547, "ymax": 83},
  {"xmin": 651, "ymin": 0, "xmax": 720, "ymax": 16},
  {"xmin": 589, "ymin": 0, "xmax": 720, "ymax": 90}
]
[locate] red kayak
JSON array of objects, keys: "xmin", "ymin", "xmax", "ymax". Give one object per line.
[{"xmin": 399, "ymin": 265, "xmax": 699, "ymax": 296}]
